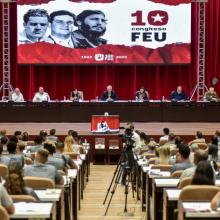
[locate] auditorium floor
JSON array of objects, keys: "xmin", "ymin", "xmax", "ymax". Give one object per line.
[
  {"xmin": 79, "ymin": 165, "xmax": 145, "ymax": 220},
  {"xmin": 1, "ymin": 122, "xmax": 220, "ymax": 135}
]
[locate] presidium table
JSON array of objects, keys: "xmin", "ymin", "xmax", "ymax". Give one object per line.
[{"xmin": 0, "ymin": 101, "xmax": 219, "ymax": 122}]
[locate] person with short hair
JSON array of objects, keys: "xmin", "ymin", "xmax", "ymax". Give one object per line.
[
  {"xmin": 135, "ymin": 86, "xmax": 149, "ymax": 101},
  {"xmin": 170, "ymin": 143, "xmax": 192, "ymax": 173},
  {"xmin": 11, "ymin": 88, "xmax": 24, "ymax": 102},
  {"xmin": 7, "ymin": 141, "xmax": 24, "ymax": 167},
  {"xmin": 170, "ymin": 86, "xmax": 187, "ymax": 101},
  {"xmin": 188, "ymin": 131, "xmax": 206, "ymax": 146},
  {"xmin": 72, "ymin": 10, "xmax": 107, "ymax": 48},
  {"xmin": 24, "ymin": 148, "xmax": 64, "ymax": 185},
  {"xmin": 54, "ymin": 141, "xmax": 77, "ymax": 169},
  {"xmin": 19, "ymin": 9, "xmax": 53, "ymax": 44},
  {"xmin": 159, "ymin": 128, "xmax": 170, "ymax": 142},
  {"xmin": 44, "ymin": 142, "xmax": 65, "ymax": 171},
  {"xmin": 32, "ymin": 87, "xmax": 50, "ymax": 102},
  {"xmin": 47, "ymin": 129, "xmax": 58, "ymax": 142},
  {"xmin": 30, "ymin": 135, "xmax": 44, "ymax": 153},
  {"xmin": 49, "ymin": 10, "xmax": 75, "ymax": 48},
  {"xmin": 204, "ymin": 87, "xmax": 219, "ymax": 102},
  {"xmin": 100, "ymin": 84, "xmax": 118, "ymax": 101}
]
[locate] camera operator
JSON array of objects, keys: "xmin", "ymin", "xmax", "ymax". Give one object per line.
[
  {"xmin": 125, "ymin": 123, "xmax": 141, "ymax": 154},
  {"xmin": 121, "ymin": 127, "xmax": 138, "ymax": 185}
]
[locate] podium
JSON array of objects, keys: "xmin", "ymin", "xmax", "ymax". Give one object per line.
[{"xmin": 91, "ymin": 115, "xmax": 121, "ymax": 164}]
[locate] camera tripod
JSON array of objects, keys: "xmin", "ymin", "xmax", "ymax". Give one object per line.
[{"xmin": 103, "ymin": 147, "xmax": 140, "ymax": 215}]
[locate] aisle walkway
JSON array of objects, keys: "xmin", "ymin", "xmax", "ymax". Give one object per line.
[{"xmin": 79, "ymin": 165, "xmax": 145, "ymax": 220}]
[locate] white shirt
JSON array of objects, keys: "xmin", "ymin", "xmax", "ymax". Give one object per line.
[
  {"xmin": 49, "ymin": 35, "xmax": 74, "ymax": 48},
  {"xmin": 11, "ymin": 92, "xmax": 24, "ymax": 102},
  {"xmin": 32, "ymin": 92, "xmax": 50, "ymax": 102}
]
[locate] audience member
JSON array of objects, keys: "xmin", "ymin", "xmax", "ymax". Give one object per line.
[
  {"xmin": 191, "ymin": 160, "xmax": 215, "ymax": 185},
  {"xmin": 0, "ymin": 136, "xmax": 8, "ymax": 153},
  {"xmin": 39, "ymin": 130, "xmax": 48, "ymax": 142},
  {"xmin": 159, "ymin": 128, "xmax": 170, "ymax": 143},
  {"xmin": 155, "ymin": 146, "xmax": 174, "ymax": 165},
  {"xmin": 179, "ymin": 149, "xmax": 208, "ymax": 181},
  {"xmin": 64, "ymin": 135, "xmax": 77, "ymax": 153},
  {"xmin": 0, "ymin": 183, "xmax": 15, "ymax": 214},
  {"xmin": 44, "ymin": 142, "xmax": 65, "ymax": 171},
  {"xmin": 189, "ymin": 143, "xmax": 199, "ymax": 164},
  {"xmin": 4, "ymin": 163, "xmax": 38, "ymax": 200},
  {"xmin": 54, "ymin": 141, "xmax": 77, "ymax": 169},
  {"xmin": 188, "ymin": 131, "xmax": 206, "ymax": 146},
  {"xmin": 14, "ymin": 130, "xmax": 22, "ymax": 141},
  {"xmin": 0, "ymin": 144, "xmax": 10, "ymax": 166},
  {"xmin": 7, "ymin": 141, "xmax": 24, "ymax": 167},
  {"xmin": 29, "ymin": 135, "xmax": 44, "ymax": 153},
  {"xmin": 24, "ymin": 148, "xmax": 64, "ymax": 185},
  {"xmin": 170, "ymin": 143, "xmax": 192, "ymax": 173},
  {"xmin": 47, "ymin": 129, "xmax": 58, "ymax": 142},
  {"xmin": 22, "ymin": 132, "xmax": 29, "ymax": 142},
  {"xmin": 0, "ymin": 130, "xmax": 7, "ymax": 139}
]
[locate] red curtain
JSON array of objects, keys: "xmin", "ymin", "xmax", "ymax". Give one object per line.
[{"xmin": 0, "ymin": 1, "xmax": 219, "ymax": 100}]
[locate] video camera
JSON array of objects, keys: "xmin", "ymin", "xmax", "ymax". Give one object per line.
[{"xmin": 123, "ymin": 128, "xmax": 135, "ymax": 151}]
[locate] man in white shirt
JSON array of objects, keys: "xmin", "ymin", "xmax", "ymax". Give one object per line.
[
  {"xmin": 11, "ymin": 88, "xmax": 24, "ymax": 102},
  {"xmin": 32, "ymin": 86, "xmax": 50, "ymax": 102},
  {"xmin": 48, "ymin": 10, "xmax": 75, "ymax": 48}
]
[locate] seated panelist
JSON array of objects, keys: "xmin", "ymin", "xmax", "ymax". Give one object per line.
[
  {"xmin": 135, "ymin": 86, "xmax": 149, "ymax": 101},
  {"xmin": 204, "ymin": 87, "xmax": 219, "ymax": 102},
  {"xmin": 170, "ymin": 86, "xmax": 187, "ymax": 101},
  {"xmin": 70, "ymin": 88, "xmax": 83, "ymax": 101},
  {"xmin": 32, "ymin": 86, "xmax": 50, "ymax": 102},
  {"xmin": 100, "ymin": 84, "xmax": 118, "ymax": 101},
  {"xmin": 11, "ymin": 88, "xmax": 24, "ymax": 102}
]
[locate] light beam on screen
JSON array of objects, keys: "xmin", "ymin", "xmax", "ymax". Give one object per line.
[{"xmin": 17, "ymin": 0, "xmax": 191, "ymax": 65}]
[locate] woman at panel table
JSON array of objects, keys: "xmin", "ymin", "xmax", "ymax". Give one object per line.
[
  {"xmin": 70, "ymin": 88, "xmax": 83, "ymax": 101},
  {"xmin": 135, "ymin": 86, "xmax": 149, "ymax": 101}
]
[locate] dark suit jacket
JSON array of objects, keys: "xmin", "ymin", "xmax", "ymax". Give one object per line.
[{"xmin": 101, "ymin": 91, "xmax": 118, "ymax": 101}]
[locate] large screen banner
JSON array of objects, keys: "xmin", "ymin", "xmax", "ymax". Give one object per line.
[{"xmin": 17, "ymin": 0, "xmax": 191, "ymax": 64}]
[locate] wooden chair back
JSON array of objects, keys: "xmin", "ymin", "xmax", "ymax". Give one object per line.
[
  {"xmin": 148, "ymin": 157, "xmax": 157, "ymax": 165},
  {"xmin": 171, "ymin": 170, "xmax": 183, "ymax": 178},
  {"xmin": 151, "ymin": 164, "xmax": 172, "ymax": 171},
  {"xmin": 0, "ymin": 206, "xmax": 9, "ymax": 220},
  {"xmin": 24, "ymin": 176, "xmax": 55, "ymax": 189},
  {"xmin": 11, "ymin": 195, "xmax": 36, "ymax": 202},
  {"xmin": 178, "ymin": 176, "xmax": 193, "ymax": 189},
  {"xmin": 179, "ymin": 185, "xmax": 220, "ymax": 201}
]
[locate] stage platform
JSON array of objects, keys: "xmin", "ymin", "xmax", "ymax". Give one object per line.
[{"xmin": 1, "ymin": 122, "xmax": 220, "ymax": 136}]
